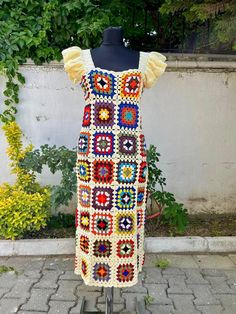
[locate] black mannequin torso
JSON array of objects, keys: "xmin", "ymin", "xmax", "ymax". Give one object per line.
[{"xmin": 90, "ymin": 26, "xmax": 140, "ymax": 72}]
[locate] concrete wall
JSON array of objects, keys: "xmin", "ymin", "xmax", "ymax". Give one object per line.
[{"xmin": 1, "ymin": 54, "xmax": 236, "ymax": 215}]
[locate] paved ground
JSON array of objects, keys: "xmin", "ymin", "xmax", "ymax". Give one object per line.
[{"xmin": 0, "ymin": 254, "xmax": 236, "ymax": 314}]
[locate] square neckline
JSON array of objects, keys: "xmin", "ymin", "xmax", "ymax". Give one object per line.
[{"xmin": 87, "ymin": 48, "xmax": 143, "ymax": 75}]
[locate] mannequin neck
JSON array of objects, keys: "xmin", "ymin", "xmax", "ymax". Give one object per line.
[{"xmin": 101, "ymin": 27, "xmax": 124, "ymax": 46}]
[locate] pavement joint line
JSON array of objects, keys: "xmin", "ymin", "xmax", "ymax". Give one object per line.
[
  {"xmin": 228, "ymin": 255, "xmax": 236, "ymax": 266},
  {"xmin": 18, "ymin": 256, "xmax": 46, "ymax": 312}
]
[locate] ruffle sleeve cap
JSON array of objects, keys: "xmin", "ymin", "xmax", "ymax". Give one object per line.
[
  {"xmin": 143, "ymin": 51, "xmax": 167, "ymax": 88},
  {"xmin": 61, "ymin": 46, "xmax": 85, "ymax": 84}
]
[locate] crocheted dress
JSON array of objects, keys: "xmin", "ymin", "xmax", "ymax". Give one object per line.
[{"xmin": 62, "ymin": 46, "xmax": 167, "ymax": 287}]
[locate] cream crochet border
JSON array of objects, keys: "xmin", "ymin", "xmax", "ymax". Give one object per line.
[{"xmin": 82, "ymin": 48, "xmax": 150, "ymax": 77}]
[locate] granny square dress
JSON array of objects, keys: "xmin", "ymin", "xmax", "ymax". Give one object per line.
[{"xmin": 62, "ymin": 46, "xmax": 167, "ymax": 287}]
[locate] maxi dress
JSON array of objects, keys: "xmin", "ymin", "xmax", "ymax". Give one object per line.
[{"xmin": 62, "ymin": 47, "xmax": 167, "ymax": 288}]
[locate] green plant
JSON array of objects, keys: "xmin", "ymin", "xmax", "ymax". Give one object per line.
[
  {"xmin": 147, "ymin": 144, "xmax": 188, "ymax": 233},
  {"xmin": 160, "ymin": 0, "xmax": 236, "ymax": 51},
  {"xmin": 0, "ymin": 265, "xmax": 16, "ymax": 275},
  {"xmin": 144, "ymin": 294, "xmax": 154, "ymax": 305},
  {"xmin": 0, "ymin": 122, "xmax": 51, "ymax": 239},
  {"xmin": 19, "ymin": 144, "xmax": 77, "ymax": 211},
  {"xmin": 154, "ymin": 258, "xmax": 170, "ymax": 269},
  {"xmin": 47, "ymin": 212, "xmax": 75, "ymax": 229}
]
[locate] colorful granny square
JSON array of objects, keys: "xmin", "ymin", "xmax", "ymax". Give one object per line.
[
  {"xmin": 77, "ymin": 160, "xmax": 91, "ymax": 182},
  {"xmin": 94, "ymin": 100, "xmax": 115, "ymax": 127},
  {"xmin": 92, "ymin": 187, "xmax": 113, "ymax": 211},
  {"xmin": 80, "ymin": 235, "xmax": 89, "ymax": 254},
  {"xmin": 75, "ymin": 207, "xmax": 79, "ymax": 228},
  {"xmin": 93, "ymin": 239, "xmax": 112, "ymax": 258},
  {"xmin": 81, "ymin": 258, "xmax": 88, "ymax": 276},
  {"xmin": 78, "ymin": 185, "xmax": 91, "ymax": 208},
  {"xmin": 118, "ymin": 133, "xmax": 137, "ymax": 156},
  {"xmin": 118, "ymin": 103, "xmax": 139, "ymax": 129},
  {"xmin": 139, "ymin": 161, "xmax": 148, "ymax": 183},
  {"xmin": 117, "ymin": 239, "xmax": 134, "ymax": 258},
  {"xmin": 93, "ymin": 262, "xmax": 111, "ymax": 282},
  {"xmin": 137, "ymin": 209, "xmax": 144, "ymax": 228},
  {"xmin": 116, "ymin": 187, "xmax": 136, "ymax": 210},
  {"xmin": 81, "ymin": 76, "xmax": 90, "ymax": 101},
  {"xmin": 93, "ymin": 160, "xmax": 114, "ymax": 184},
  {"xmin": 75, "ymin": 256, "xmax": 78, "ymax": 269},
  {"xmin": 115, "ymin": 212, "xmax": 135, "ymax": 235},
  {"xmin": 93, "ymin": 132, "xmax": 114, "ymax": 156},
  {"xmin": 140, "ymin": 134, "xmax": 147, "ymax": 157},
  {"xmin": 117, "ymin": 161, "xmax": 137, "ymax": 184},
  {"xmin": 137, "ymin": 233, "xmax": 141, "ymax": 249},
  {"xmin": 80, "ymin": 211, "xmax": 90, "ymax": 231},
  {"xmin": 89, "ymin": 70, "xmax": 116, "ymax": 98},
  {"xmin": 117, "ymin": 263, "xmax": 135, "ymax": 282},
  {"xmin": 77, "ymin": 132, "xmax": 90, "ymax": 155},
  {"xmin": 120, "ymin": 73, "xmax": 142, "ymax": 99},
  {"xmin": 82, "ymin": 104, "xmax": 91, "ymax": 127},
  {"xmin": 91, "ymin": 212, "xmax": 113, "ymax": 236},
  {"xmin": 137, "ymin": 187, "xmax": 145, "ymax": 206}
]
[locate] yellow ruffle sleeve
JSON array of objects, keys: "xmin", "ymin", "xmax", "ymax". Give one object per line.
[
  {"xmin": 143, "ymin": 51, "xmax": 167, "ymax": 89},
  {"xmin": 61, "ymin": 46, "xmax": 86, "ymax": 84}
]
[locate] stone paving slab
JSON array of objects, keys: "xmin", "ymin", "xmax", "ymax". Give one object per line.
[
  {"xmin": 0, "ymin": 254, "xmax": 236, "ymax": 313},
  {"xmin": 193, "ymin": 255, "xmax": 236, "ymax": 269}
]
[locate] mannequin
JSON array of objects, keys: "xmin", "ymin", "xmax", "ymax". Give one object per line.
[
  {"xmin": 62, "ymin": 25, "xmax": 167, "ymax": 314},
  {"xmin": 90, "ymin": 26, "xmax": 139, "ymax": 71}
]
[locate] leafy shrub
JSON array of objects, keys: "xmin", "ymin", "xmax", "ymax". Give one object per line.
[
  {"xmin": 0, "ymin": 122, "xmax": 51, "ymax": 239},
  {"xmin": 0, "ymin": 183, "xmax": 50, "ymax": 239},
  {"xmin": 147, "ymin": 144, "xmax": 188, "ymax": 233},
  {"xmin": 19, "ymin": 144, "xmax": 77, "ymax": 211}
]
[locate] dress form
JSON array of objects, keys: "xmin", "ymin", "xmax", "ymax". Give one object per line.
[
  {"xmin": 90, "ymin": 26, "xmax": 139, "ymax": 71},
  {"xmin": 61, "ymin": 25, "xmax": 168, "ymax": 314}
]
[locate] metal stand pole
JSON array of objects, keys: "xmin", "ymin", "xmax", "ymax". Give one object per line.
[{"xmin": 105, "ymin": 287, "xmax": 114, "ymax": 314}]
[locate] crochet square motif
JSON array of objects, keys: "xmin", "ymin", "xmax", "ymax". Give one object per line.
[
  {"xmin": 118, "ymin": 132, "xmax": 137, "ymax": 156},
  {"xmin": 92, "ymin": 160, "xmax": 114, "ymax": 184},
  {"xmin": 120, "ymin": 73, "xmax": 142, "ymax": 99},
  {"xmin": 89, "ymin": 70, "xmax": 116, "ymax": 98},
  {"xmin": 93, "ymin": 132, "xmax": 115, "ymax": 156},
  {"xmin": 93, "ymin": 239, "xmax": 112, "ymax": 258},
  {"xmin": 116, "ymin": 187, "xmax": 136, "ymax": 210},
  {"xmin": 117, "ymin": 161, "xmax": 138, "ymax": 184},
  {"xmin": 78, "ymin": 184, "xmax": 91, "ymax": 208},
  {"xmin": 92, "ymin": 187, "xmax": 114, "ymax": 211},
  {"xmin": 77, "ymin": 132, "xmax": 90, "ymax": 155},
  {"xmin": 118, "ymin": 103, "xmax": 139, "ymax": 129},
  {"xmin": 94, "ymin": 100, "xmax": 115, "ymax": 127},
  {"xmin": 91, "ymin": 212, "xmax": 113, "ymax": 236},
  {"xmin": 77, "ymin": 160, "xmax": 91, "ymax": 182},
  {"xmin": 116, "ymin": 263, "xmax": 135, "ymax": 282},
  {"xmin": 116, "ymin": 239, "xmax": 135, "ymax": 258},
  {"xmin": 115, "ymin": 212, "xmax": 135, "ymax": 235},
  {"xmin": 93, "ymin": 262, "xmax": 111, "ymax": 282}
]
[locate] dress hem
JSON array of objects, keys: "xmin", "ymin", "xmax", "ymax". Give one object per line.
[{"xmin": 74, "ymin": 266, "xmax": 143, "ymax": 288}]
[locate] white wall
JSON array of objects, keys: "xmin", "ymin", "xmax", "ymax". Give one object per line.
[{"xmin": 0, "ymin": 57, "xmax": 236, "ymax": 214}]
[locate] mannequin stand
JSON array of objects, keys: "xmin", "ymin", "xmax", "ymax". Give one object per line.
[
  {"xmin": 105, "ymin": 287, "xmax": 113, "ymax": 314},
  {"xmin": 79, "ymin": 287, "xmax": 145, "ymax": 314}
]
